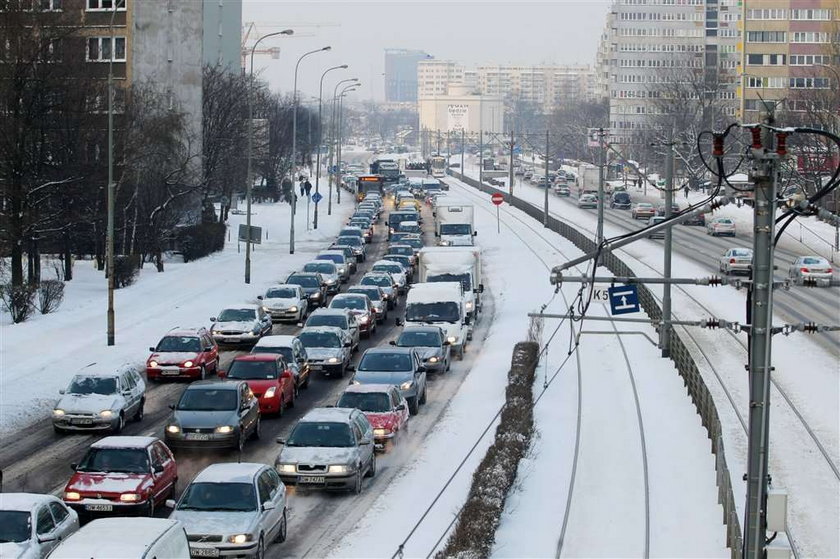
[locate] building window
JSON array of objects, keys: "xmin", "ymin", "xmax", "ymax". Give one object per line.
[
  {"xmin": 38, "ymin": 0, "xmax": 63, "ymax": 9},
  {"xmin": 789, "ymin": 55, "xmax": 831, "ymax": 66},
  {"xmin": 791, "ymin": 32, "xmax": 830, "ymax": 43},
  {"xmin": 789, "ymin": 77, "xmax": 830, "ymax": 89},
  {"xmin": 87, "ymin": 37, "xmax": 126, "ymax": 61},
  {"xmin": 746, "ymin": 31, "xmax": 786, "ymax": 43},
  {"xmin": 86, "ymin": 0, "xmax": 125, "ymax": 10},
  {"xmin": 790, "ymin": 9, "xmax": 831, "ymax": 21},
  {"xmin": 746, "ymin": 8, "xmax": 786, "ymax": 19}
]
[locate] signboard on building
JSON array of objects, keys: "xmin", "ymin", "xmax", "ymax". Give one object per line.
[{"xmin": 447, "ymin": 104, "xmax": 469, "ymax": 132}]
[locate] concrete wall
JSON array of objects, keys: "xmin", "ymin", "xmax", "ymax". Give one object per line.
[{"xmin": 203, "ymin": 0, "xmax": 242, "ymax": 72}]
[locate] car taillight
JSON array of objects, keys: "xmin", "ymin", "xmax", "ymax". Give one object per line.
[
  {"xmin": 730, "ymin": 258, "xmax": 736, "ymax": 264},
  {"xmin": 827, "ymin": 268, "xmax": 833, "ymax": 274},
  {"xmin": 800, "ymin": 267, "xmax": 809, "ymax": 273}
]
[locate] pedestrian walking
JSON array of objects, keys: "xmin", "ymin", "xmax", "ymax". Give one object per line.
[
  {"xmin": 304, "ymin": 179, "xmax": 312, "ymax": 199},
  {"xmin": 299, "ymin": 178, "xmax": 306, "ymax": 198},
  {"xmin": 684, "ymin": 184, "xmax": 690, "ymax": 199},
  {"xmin": 637, "ymin": 177, "xmax": 643, "ymax": 189}
]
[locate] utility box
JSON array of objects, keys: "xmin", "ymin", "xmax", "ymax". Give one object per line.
[{"xmin": 766, "ymin": 488, "xmax": 788, "ymax": 533}]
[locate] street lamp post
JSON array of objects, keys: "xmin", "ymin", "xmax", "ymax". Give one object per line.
[
  {"xmin": 314, "ymin": 64, "xmax": 348, "ymax": 229},
  {"xmin": 106, "ymin": 5, "xmax": 119, "ymax": 346},
  {"xmin": 290, "ymin": 46, "xmax": 331, "ymax": 254},
  {"xmin": 246, "ymin": 29, "xmax": 293, "ymax": 283},
  {"xmin": 335, "ymin": 85, "xmax": 358, "ymax": 191},
  {"xmin": 327, "ymin": 78, "xmax": 358, "ymax": 215}
]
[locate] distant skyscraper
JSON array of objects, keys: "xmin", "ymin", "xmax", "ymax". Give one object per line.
[{"xmin": 385, "ymin": 49, "xmax": 432, "ymax": 102}]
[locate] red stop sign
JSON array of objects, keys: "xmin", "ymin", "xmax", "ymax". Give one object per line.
[{"xmin": 491, "ymin": 193, "xmax": 504, "ymax": 206}]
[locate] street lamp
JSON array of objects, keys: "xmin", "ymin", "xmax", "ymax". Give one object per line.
[
  {"xmin": 335, "ymin": 84, "xmax": 359, "ymax": 191},
  {"xmin": 245, "ymin": 29, "xmax": 293, "ymax": 284},
  {"xmin": 289, "ymin": 45, "xmax": 330, "ymax": 255},
  {"xmin": 106, "ymin": 4, "xmax": 120, "ymax": 345},
  {"xmin": 314, "ymin": 64, "xmax": 348, "ymax": 229},
  {"xmin": 327, "ymin": 78, "xmax": 359, "ymax": 214}
]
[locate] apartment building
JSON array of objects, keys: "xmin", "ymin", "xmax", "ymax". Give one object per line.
[
  {"xmin": 418, "ymin": 60, "xmax": 465, "ymax": 97},
  {"xmin": 740, "ymin": 0, "xmax": 839, "ymax": 121}
]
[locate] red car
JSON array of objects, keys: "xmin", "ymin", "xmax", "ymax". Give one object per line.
[
  {"xmin": 146, "ymin": 327, "xmax": 219, "ymax": 381},
  {"xmin": 221, "ymin": 354, "xmax": 296, "ymax": 415},
  {"xmin": 336, "ymin": 384, "xmax": 409, "ymax": 451},
  {"xmin": 63, "ymin": 436, "xmax": 177, "ymax": 518}
]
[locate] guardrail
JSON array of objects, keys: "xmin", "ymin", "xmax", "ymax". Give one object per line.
[{"xmin": 448, "ymin": 169, "xmax": 743, "ymax": 557}]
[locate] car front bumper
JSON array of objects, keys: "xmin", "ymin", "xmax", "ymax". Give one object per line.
[
  {"xmin": 147, "ymin": 365, "xmax": 202, "ymax": 380},
  {"xmin": 264, "ymin": 307, "xmax": 302, "ymax": 321},
  {"xmin": 308, "ymin": 361, "xmax": 344, "ymax": 376},
  {"xmin": 53, "ymin": 415, "xmax": 117, "ymax": 432},
  {"xmin": 422, "ymin": 358, "xmax": 446, "ymax": 373},
  {"xmin": 188, "ymin": 541, "xmax": 260, "ymax": 558},
  {"xmin": 211, "ymin": 332, "xmax": 260, "ymax": 345},
  {"xmin": 165, "ymin": 430, "xmax": 239, "ymax": 449},
  {"xmin": 67, "ymin": 498, "xmax": 149, "ymax": 517}
]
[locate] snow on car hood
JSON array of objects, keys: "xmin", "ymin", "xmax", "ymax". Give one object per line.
[
  {"xmin": 56, "ymin": 393, "xmax": 120, "ymax": 414},
  {"xmin": 212, "ymin": 321, "xmax": 256, "ymax": 332},
  {"xmin": 173, "ymin": 409, "xmax": 237, "ymax": 429},
  {"xmin": 0, "ymin": 542, "xmax": 37, "ymax": 559},
  {"xmin": 67, "ymin": 472, "xmax": 151, "ymax": 494},
  {"xmin": 263, "ymin": 297, "xmax": 300, "ymax": 308},
  {"xmin": 279, "ymin": 445, "xmax": 357, "ymax": 465},
  {"xmin": 170, "ymin": 510, "xmax": 256, "ymax": 537},
  {"xmin": 413, "ymin": 347, "xmax": 442, "ymax": 360},
  {"xmin": 149, "ymin": 351, "xmax": 198, "ymax": 365},
  {"xmin": 305, "ymin": 348, "xmax": 344, "ymax": 361}
]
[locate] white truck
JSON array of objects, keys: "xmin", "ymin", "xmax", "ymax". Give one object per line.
[
  {"xmin": 416, "ymin": 247, "xmax": 483, "ymax": 327},
  {"xmin": 400, "ymin": 282, "xmax": 470, "ymax": 359},
  {"xmin": 433, "ymin": 200, "xmax": 476, "ymax": 246},
  {"xmin": 578, "ymin": 164, "xmax": 600, "ymax": 195}
]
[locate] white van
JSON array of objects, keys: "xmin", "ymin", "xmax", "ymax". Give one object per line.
[
  {"xmin": 47, "ymin": 517, "xmax": 189, "ymax": 558},
  {"xmin": 400, "ymin": 282, "xmax": 469, "ymax": 359}
]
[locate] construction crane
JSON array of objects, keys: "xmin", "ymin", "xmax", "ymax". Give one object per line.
[{"xmin": 240, "ymin": 21, "xmax": 337, "ymax": 71}]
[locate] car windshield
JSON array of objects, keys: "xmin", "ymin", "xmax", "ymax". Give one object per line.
[
  {"xmin": 77, "ymin": 448, "xmax": 150, "ymax": 474},
  {"xmin": 178, "ymin": 482, "xmax": 256, "ymax": 512},
  {"xmin": 318, "ymin": 254, "xmax": 344, "ymax": 265},
  {"xmin": 266, "ymin": 287, "xmax": 297, "ymax": 299},
  {"xmin": 156, "ymin": 336, "xmax": 201, "ymax": 352},
  {"xmin": 384, "ymin": 256, "xmax": 411, "ymax": 267},
  {"xmin": 337, "ymin": 392, "xmax": 391, "ymax": 413},
  {"xmin": 178, "ymin": 388, "xmax": 237, "ymax": 411},
  {"xmin": 358, "ymin": 352, "xmax": 413, "ymax": 372},
  {"xmin": 802, "ymin": 257, "xmax": 826, "ymax": 265},
  {"xmin": 404, "ymin": 239, "xmax": 423, "ymax": 249},
  {"xmin": 218, "ymin": 309, "xmax": 256, "ymax": 322},
  {"xmin": 361, "ymin": 276, "xmax": 391, "ymax": 288},
  {"xmin": 286, "ymin": 422, "xmax": 354, "ymax": 447},
  {"xmin": 440, "ymin": 224, "xmax": 472, "ymax": 235},
  {"xmin": 350, "ymin": 221, "xmax": 369, "ymax": 228},
  {"xmin": 406, "ymin": 301, "xmax": 460, "ymax": 323},
  {"xmin": 337, "ymin": 236, "xmax": 361, "ymax": 247},
  {"xmin": 228, "ymin": 360, "xmax": 278, "ymax": 380},
  {"xmin": 67, "ymin": 376, "xmax": 116, "ymax": 396},
  {"xmin": 298, "ymin": 331, "xmax": 341, "ymax": 348},
  {"xmin": 428, "ymin": 272, "xmax": 471, "ymax": 291},
  {"xmin": 614, "ymin": 194, "xmax": 630, "ymax": 202},
  {"xmin": 331, "ymin": 297, "xmax": 366, "ymax": 310},
  {"xmin": 287, "ymin": 275, "xmax": 319, "ymax": 288},
  {"xmin": 0, "ymin": 511, "xmax": 31, "ymax": 543},
  {"xmin": 304, "ymin": 263, "xmax": 336, "ymax": 275},
  {"xmin": 373, "ymin": 264, "xmax": 402, "ymax": 275},
  {"xmin": 306, "ymin": 315, "xmax": 346, "ymax": 329},
  {"xmin": 398, "ymin": 331, "xmax": 441, "ymax": 347}
]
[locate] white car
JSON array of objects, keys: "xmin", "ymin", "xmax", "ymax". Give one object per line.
[
  {"xmin": 370, "ymin": 260, "xmax": 408, "ymax": 293},
  {"xmin": 210, "ymin": 304, "xmax": 273, "ymax": 346},
  {"xmin": 168, "ymin": 463, "xmax": 287, "ymax": 558},
  {"xmin": 578, "ymin": 194, "xmax": 598, "ymax": 209},
  {"xmin": 52, "ymin": 369, "xmax": 146, "ymax": 434},
  {"xmin": 719, "ymin": 248, "xmax": 753, "ymax": 275},
  {"xmin": 706, "ymin": 217, "xmax": 736, "ymax": 237},
  {"xmin": 0, "ymin": 493, "xmax": 80, "ymax": 559},
  {"xmin": 788, "ymin": 255, "xmax": 833, "ymax": 286},
  {"xmin": 258, "ymin": 284, "xmax": 308, "ymax": 323},
  {"xmin": 302, "ymin": 261, "xmax": 341, "ymax": 294}
]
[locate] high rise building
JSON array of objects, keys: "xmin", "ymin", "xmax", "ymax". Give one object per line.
[
  {"xmin": 203, "ymin": 0, "xmax": 242, "ymax": 71},
  {"xmin": 418, "ymin": 60, "xmax": 465, "ymax": 98},
  {"xmin": 384, "ymin": 49, "xmax": 432, "ymax": 102}
]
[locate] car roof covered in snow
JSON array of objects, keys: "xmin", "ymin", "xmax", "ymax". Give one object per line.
[
  {"xmin": 192, "ymin": 462, "xmax": 264, "ymax": 484},
  {"xmin": 219, "ymin": 303, "xmax": 260, "ymax": 311},
  {"xmin": 254, "ymin": 335, "xmax": 297, "ymax": 347},
  {"xmin": 91, "ymin": 436, "xmax": 157, "ymax": 450},
  {"xmin": 299, "ymin": 326, "xmax": 346, "ymax": 336},
  {"xmin": 0, "ymin": 492, "xmax": 61, "ymax": 512},
  {"xmin": 300, "ymin": 407, "xmax": 355, "ymax": 423},
  {"xmin": 342, "ymin": 383, "xmax": 397, "ymax": 395},
  {"xmin": 48, "ymin": 518, "xmax": 184, "ymax": 558},
  {"xmin": 406, "ymin": 282, "xmax": 463, "ymax": 303}
]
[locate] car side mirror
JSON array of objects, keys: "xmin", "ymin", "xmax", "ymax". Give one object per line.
[
  {"xmin": 217, "ymin": 370, "xmax": 226, "ymax": 379},
  {"xmin": 205, "ymin": 346, "xmax": 214, "ymax": 352},
  {"xmin": 360, "ymin": 438, "xmax": 372, "ymax": 445},
  {"xmin": 168, "ymin": 404, "xmax": 176, "ymax": 410},
  {"xmin": 210, "ymin": 317, "xmax": 217, "ymax": 322},
  {"xmin": 396, "ymin": 403, "xmax": 406, "ymax": 411},
  {"xmin": 417, "ymin": 366, "xmax": 426, "ymax": 373},
  {"xmin": 442, "ymin": 340, "xmax": 451, "ymax": 346},
  {"xmin": 262, "ymin": 502, "xmax": 276, "ymax": 511},
  {"xmin": 70, "ymin": 463, "xmax": 78, "ymax": 471},
  {"xmin": 276, "ymin": 438, "xmax": 286, "ymax": 445},
  {"xmin": 479, "ymin": 284, "xmax": 485, "ymax": 293},
  {"xmin": 388, "ymin": 340, "xmax": 396, "ymax": 346},
  {"xmin": 149, "ymin": 346, "xmax": 156, "ymax": 352},
  {"xmin": 464, "ymin": 317, "xmax": 472, "ymax": 326},
  {"xmin": 58, "ymin": 389, "xmax": 65, "ymax": 395},
  {"xmin": 257, "ymin": 295, "xmax": 263, "ymax": 300},
  {"xmin": 153, "ymin": 463, "xmax": 164, "ymax": 474},
  {"xmin": 165, "ymin": 499, "xmax": 177, "ymax": 509},
  {"xmin": 38, "ymin": 535, "xmax": 57, "ymax": 544},
  {"xmin": 473, "ymin": 231, "xmax": 478, "ymax": 236}
]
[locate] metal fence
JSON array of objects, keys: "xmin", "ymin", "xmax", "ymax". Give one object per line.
[{"xmin": 449, "ymin": 170, "xmax": 743, "ymax": 556}]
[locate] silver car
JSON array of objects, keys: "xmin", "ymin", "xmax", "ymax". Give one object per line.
[
  {"xmin": 391, "ymin": 325, "xmax": 451, "ymax": 374},
  {"xmin": 0, "ymin": 493, "xmax": 80, "ymax": 558},
  {"xmin": 168, "ymin": 463, "xmax": 287, "ymax": 558},
  {"xmin": 789, "ymin": 255, "xmax": 833, "ymax": 286},
  {"xmin": 275, "ymin": 407, "xmax": 376, "ymax": 494},
  {"xmin": 719, "ymin": 248, "xmax": 753, "ymax": 275},
  {"xmin": 296, "ymin": 326, "xmax": 353, "ymax": 377},
  {"xmin": 53, "ymin": 369, "xmax": 146, "ymax": 434},
  {"xmin": 348, "ymin": 347, "xmax": 427, "ymax": 415},
  {"xmin": 210, "ymin": 305, "xmax": 273, "ymax": 346},
  {"xmin": 371, "ymin": 260, "xmax": 408, "ymax": 294},
  {"xmin": 302, "ymin": 261, "xmax": 340, "ymax": 294},
  {"xmin": 258, "ymin": 284, "xmax": 308, "ymax": 323}
]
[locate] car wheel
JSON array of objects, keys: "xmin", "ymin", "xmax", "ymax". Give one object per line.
[
  {"xmin": 146, "ymin": 498, "xmax": 155, "ymax": 517},
  {"xmin": 133, "ymin": 398, "xmax": 145, "ymax": 422},
  {"xmin": 274, "ymin": 509, "xmax": 287, "ymax": 543},
  {"xmin": 366, "ymin": 454, "xmax": 376, "ymax": 478},
  {"xmin": 445, "ymin": 359, "xmax": 451, "ymax": 372},
  {"xmin": 112, "ymin": 413, "xmax": 125, "ymax": 434},
  {"xmin": 199, "ymin": 366, "xmax": 207, "ymax": 381},
  {"xmin": 236, "ymin": 430, "xmax": 246, "ymax": 452},
  {"xmin": 352, "ymin": 470, "xmax": 363, "ymax": 494},
  {"xmin": 407, "ymin": 397, "xmax": 419, "ymax": 416},
  {"xmin": 252, "ymin": 417, "xmax": 261, "ymax": 440},
  {"xmin": 255, "ymin": 535, "xmax": 265, "ymax": 559},
  {"xmin": 419, "ymin": 387, "xmax": 427, "ymax": 405}
]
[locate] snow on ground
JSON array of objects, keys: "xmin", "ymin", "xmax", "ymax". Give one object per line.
[
  {"xmin": 0, "ymin": 198, "xmax": 355, "ymax": 434},
  {"xmin": 460, "ymin": 161, "xmax": 839, "ymax": 557},
  {"xmin": 330, "ymin": 176, "xmax": 728, "ymax": 557}
]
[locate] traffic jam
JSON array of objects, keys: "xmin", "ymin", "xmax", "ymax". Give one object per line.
[{"xmin": 4, "ymin": 158, "xmax": 484, "ymax": 558}]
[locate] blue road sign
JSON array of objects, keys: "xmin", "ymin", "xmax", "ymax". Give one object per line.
[
  {"xmin": 608, "ymin": 285, "xmax": 640, "ymax": 315},
  {"xmin": 513, "ymin": 146, "xmax": 522, "ymax": 155},
  {"xmin": 312, "ymin": 192, "xmax": 323, "ymax": 204}
]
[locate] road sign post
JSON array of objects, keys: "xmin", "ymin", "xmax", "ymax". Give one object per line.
[
  {"xmin": 492, "ymin": 192, "xmax": 504, "ymax": 233},
  {"xmin": 312, "ymin": 192, "xmax": 323, "ymax": 204},
  {"xmin": 608, "ymin": 285, "xmax": 640, "ymax": 315}
]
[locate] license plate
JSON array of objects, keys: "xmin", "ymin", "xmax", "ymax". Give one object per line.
[
  {"xmin": 161, "ymin": 367, "xmax": 180, "ymax": 375},
  {"xmin": 310, "ymin": 365, "xmax": 323, "ymax": 371},
  {"xmin": 72, "ymin": 418, "xmax": 93, "ymax": 425},
  {"xmin": 299, "ymin": 475, "xmax": 325, "ymax": 484},
  {"xmin": 226, "ymin": 338, "xmax": 240, "ymax": 344},
  {"xmin": 185, "ymin": 433, "xmax": 211, "ymax": 441},
  {"xmin": 85, "ymin": 504, "xmax": 113, "ymax": 512},
  {"xmin": 191, "ymin": 548, "xmax": 220, "ymax": 558}
]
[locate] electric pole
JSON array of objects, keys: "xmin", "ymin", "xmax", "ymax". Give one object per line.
[
  {"xmin": 596, "ymin": 127, "xmax": 606, "ymax": 244},
  {"xmin": 479, "ymin": 130, "xmax": 484, "ymax": 185},
  {"xmin": 461, "ymin": 129, "xmax": 465, "ymax": 175},
  {"xmin": 661, "ymin": 128, "xmax": 675, "ymax": 357},
  {"xmin": 544, "ymin": 129, "xmax": 549, "ymax": 228},
  {"xmin": 508, "ymin": 131, "xmax": 515, "ymax": 198}
]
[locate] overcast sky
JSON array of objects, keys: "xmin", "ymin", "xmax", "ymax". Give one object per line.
[{"xmin": 242, "ymin": 0, "xmax": 611, "ymax": 103}]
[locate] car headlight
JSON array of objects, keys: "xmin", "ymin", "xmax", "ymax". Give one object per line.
[
  {"xmin": 447, "ymin": 336, "xmax": 457, "ymax": 344},
  {"xmin": 400, "ymin": 381, "xmax": 413, "ymax": 390},
  {"xmin": 148, "ymin": 361, "xmax": 158, "ymax": 368},
  {"xmin": 166, "ymin": 424, "xmax": 180, "ymax": 434},
  {"xmin": 216, "ymin": 425, "xmax": 234, "ymax": 434},
  {"xmin": 428, "ymin": 356, "xmax": 439, "ymax": 363},
  {"xmin": 228, "ymin": 534, "xmax": 253, "ymax": 544},
  {"xmin": 327, "ymin": 279, "xmax": 336, "ymax": 285},
  {"xmin": 53, "ymin": 409, "xmax": 65, "ymax": 417},
  {"xmin": 328, "ymin": 465, "xmax": 348, "ymax": 474},
  {"xmin": 120, "ymin": 493, "xmax": 141, "ymax": 502},
  {"xmin": 465, "ymin": 301, "xmax": 473, "ymax": 310},
  {"xmin": 262, "ymin": 305, "xmax": 270, "ymax": 311},
  {"xmin": 310, "ymin": 293, "xmax": 321, "ymax": 299},
  {"xmin": 99, "ymin": 410, "xmax": 114, "ymax": 418},
  {"xmin": 373, "ymin": 428, "xmax": 390, "ymax": 437},
  {"xmin": 183, "ymin": 360, "xmax": 194, "ymax": 368},
  {"xmin": 277, "ymin": 464, "xmax": 296, "ymax": 473},
  {"xmin": 289, "ymin": 306, "xmax": 298, "ymax": 313},
  {"xmin": 339, "ymin": 267, "xmax": 346, "ymax": 274},
  {"xmin": 327, "ymin": 357, "xmax": 339, "ymax": 363},
  {"xmin": 359, "ymin": 316, "xmax": 369, "ymax": 323},
  {"xmin": 64, "ymin": 491, "xmax": 81, "ymax": 501},
  {"xmin": 440, "ymin": 241, "xmax": 450, "ymax": 246},
  {"xmin": 264, "ymin": 386, "xmax": 277, "ymax": 399}
]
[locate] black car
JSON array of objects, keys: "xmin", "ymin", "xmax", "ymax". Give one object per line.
[
  {"xmin": 610, "ymin": 191, "xmax": 631, "ymax": 210},
  {"xmin": 285, "ymin": 272, "xmax": 327, "ymax": 309}
]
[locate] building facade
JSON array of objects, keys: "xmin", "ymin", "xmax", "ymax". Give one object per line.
[
  {"xmin": 384, "ymin": 49, "xmax": 432, "ymax": 103},
  {"xmin": 203, "ymin": 0, "xmax": 242, "ymax": 71},
  {"xmin": 418, "ymin": 85, "xmax": 504, "ymax": 136}
]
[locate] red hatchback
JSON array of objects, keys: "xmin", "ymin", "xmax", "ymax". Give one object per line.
[
  {"xmin": 336, "ymin": 384, "xmax": 409, "ymax": 451},
  {"xmin": 63, "ymin": 436, "xmax": 177, "ymax": 518},
  {"xmin": 222, "ymin": 354, "xmax": 296, "ymax": 415},
  {"xmin": 146, "ymin": 327, "xmax": 219, "ymax": 381}
]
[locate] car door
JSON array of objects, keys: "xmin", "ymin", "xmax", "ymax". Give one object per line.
[
  {"xmin": 294, "ymin": 340, "xmax": 310, "ymax": 383},
  {"xmin": 277, "ymin": 356, "xmax": 294, "ymax": 400},
  {"xmin": 257, "ymin": 308, "xmax": 272, "ymax": 335},
  {"xmin": 120, "ymin": 373, "xmax": 139, "ymax": 417},
  {"xmin": 201, "ymin": 333, "xmax": 219, "ymax": 370},
  {"xmin": 149, "ymin": 442, "xmax": 176, "ymax": 504},
  {"xmin": 240, "ymin": 384, "xmax": 259, "ymax": 434},
  {"xmin": 47, "ymin": 500, "xmax": 77, "ymax": 549},
  {"xmin": 346, "ymin": 314, "xmax": 360, "ymax": 346},
  {"xmin": 352, "ymin": 413, "xmax": 374, "ymax": 470},
  {"xmin": 256, "ymin": 469, "xmax": 284, "ymax": 539},
  {"xmin": 413, "ymin": 351, "xmax": 427, "ymax": 395},
  {"xmin": 390, "ymin": 388, "xmax": 408, "ymax": 429},
  {"xmin": 35, "ymin": 503, "xmax": 59, "ymax": 555}
]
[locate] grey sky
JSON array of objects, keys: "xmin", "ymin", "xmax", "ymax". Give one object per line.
[{"xmin": 242, "ymin": 0, "xmax": 611, "ymax": 103}]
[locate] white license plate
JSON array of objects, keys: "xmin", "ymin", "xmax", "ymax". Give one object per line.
[
  {"xmin": 85, "ymin": 504, "xmax": 113, "ymax": 512},
  {"xmin": 299, "ymin": 475, "xmax": 325, "ymax": 484},
  {"xmin": 72, "ymin": 418, "xmax": 93, "ymax": 425},
  {"xmin": 185, "ymin": 433, "xmax": 211, "ymax": 441},
  {"xmin": 161, "ymin": 368, "xmax": 180, "ymax": 375},
  {"xmin": 225, "ymin": 338, "xmax": 240, "ymax": 344},
  {"xmin": 191, "ymin": 548, "xmax": 220, "ymax": 558}
]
